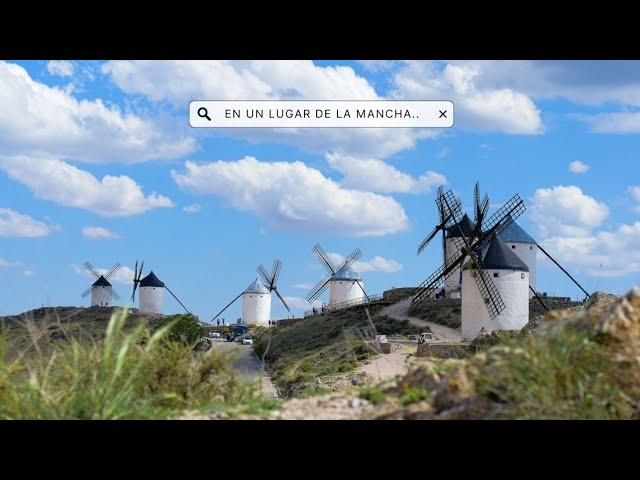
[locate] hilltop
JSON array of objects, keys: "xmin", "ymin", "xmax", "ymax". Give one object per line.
[{"xmin": 0, "ymin": 306, "xmax": 167, "ymax": 362}]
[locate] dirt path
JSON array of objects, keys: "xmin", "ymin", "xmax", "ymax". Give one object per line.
[
  {"xmin": 380, "ymin": 297, "xmax": 462, "ymax": 342},
  {"xmin": 357, "ymin": 348, "xmax": 416, "ymax": 383}
]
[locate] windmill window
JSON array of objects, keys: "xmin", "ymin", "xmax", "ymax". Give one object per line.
[
  {"xmin": 512, "ymin": 245, "xmax": 516, "ymax": 249},
  {"xmin": 521, "ymin": 273, "xmax": 526, "ymax": 279},
  {"xmin": 493, "ymin": 272, "xmax": 499, "ymax": 278},
  {"xmin": 530, "ymin": 246, "xmax": 533, "ymax": 250}
]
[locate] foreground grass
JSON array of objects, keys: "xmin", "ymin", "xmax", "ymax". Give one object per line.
[
  {"xmin": 365, "ymin": 307, "xmax": 640, "ymax": 419},
  {"xmin": 254, "ymin": 307, "xmax": 422, "ymax": 397},
  {"xmin": 0, "ymin": 309, "xmax": 276, "ymax": 419}
]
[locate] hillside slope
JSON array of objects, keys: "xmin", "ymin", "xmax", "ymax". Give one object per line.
[
  {"xmin": 0, "ymin": 306, "xmax": 166, "ymax": 362},
  {"xmin": 254, "ymin": 305, "xmax": 423, "ymax": 397}
]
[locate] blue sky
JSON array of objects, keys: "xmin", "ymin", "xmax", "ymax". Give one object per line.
[{"xmin": 1, "ymin": 60, "xmax": 639, "ymax": 320}]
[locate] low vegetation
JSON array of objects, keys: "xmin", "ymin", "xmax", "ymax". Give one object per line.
[
  {"xmin": 254, "ymin": 306, "xmax": 422, "ymax": 397},
  {"xmin": 356, "ymin": 289, "xmax": 640, "ymax": 419},
  {"xmin": 408, "ymin": 303, "xmax": 461, "ymax": 329},
  {"xmin": 0, "ymin": 309, "xmax": 276, "ymax": 419}
]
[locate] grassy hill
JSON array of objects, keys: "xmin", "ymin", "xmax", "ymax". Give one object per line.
[
  {"xmin": 0, "ymin": 306, "xmax": 166, "ymax": 363},
  {"xmin": 254, "ymin": 305, "xmax": 423, "ymax": 398}
]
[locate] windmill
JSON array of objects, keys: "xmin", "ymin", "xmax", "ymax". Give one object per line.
[
  {"xmin": 211, "ymin": 259, "xmax": 290, "ymax": 326},
  {"xmin": 412, "ymin": 187, "xmax": 526, "ymax": 313},
  {"xmin": 258, "ymin": 259, "xmax": 291, "ymax": 314},
  {"xmin": 417, "ymin": 185, "xmax": 462, "ymax": 262},
  {"xmin": 81, "ymin": 261, "xmax": 121, "ymax": 307},
  {"xmin": 306, "ymin": 244, "xmax": 368, "ymax": 306},
  {"xmin": 130, "ymin": 260, "xmax": 190, "ymax": 315}
]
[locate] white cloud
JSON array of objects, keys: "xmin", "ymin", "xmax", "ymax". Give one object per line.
[
  {"xmin": 391, "ymin": 61, "xmax": 543, "ymax": 134},
  {"xmin": 541, "ymin": 222, "xmax": 640, "ymax": 277},
  {"xmin": 572, "ymin": 112, "xmax": 640, "ymax": 134},
  {"xmin": 292, "ymin": 283, "xmax": 313, "ymax": 290},
  {"xmin": 358, "ymin": 60, "xmax": 398, "ymax": 72},
  {"xmin": 82, "ymin": 226, "xmax": 121, "ymax": 240},
  {"xmin": 0, "ymin": 155, "xmax": 174, "ymax": 217},
  {"xmin": 628, "ymin": 186, "xmax": 640, "ymax": 212},
  {"xmin": 568, "ymin": 160, "xmax": 590, "ymax": 173},
  {"xmin": 0, "ymin": 61, "xmax": 195, "ymax": 163},
  {"xmin": 101, "ymin": 60, "xmax": 433, "ymax": 158},
  {"xmin": 47, "ymin": 60, "xmax": 75, "ymax": 77},
  {"xmin": 183, "ymin": 203, "xmax": 202, "ymax": 213},
  {"xmin": 23, "ymin": 269, "xmax": 35, "ymax": 277},
  {"xmin": 171, "ymin": 156, "xmax": 408, "ymax": 237},
  {"xmin": 0, "ymin": 257, "xmax": 22, "ymax": 268},
  {"xmin": 282, "ymin": 295, "xmax": 319, "ymax": 310},
  {"xmin": 325, "ymin": 152, "xmax": 446, "ymax": 194},
  {"xmin": 328, "ymin": 252, "xmax": 403, "ymax": 273},
  {"xmin": 531, "ymin": 186, "xmax": 609, "ymax": 237},
  {"xmin": 0, "ymin": 208, "xmax": 53, "ymax": 237},
  {"xmin": 421, "ymin": 61, "xmax": 640, "ymax": 107},
  {"xmin": 72, "ymin": 264, "xmax": 134, "ymax": 286}
]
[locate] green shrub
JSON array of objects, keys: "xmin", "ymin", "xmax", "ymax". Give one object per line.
[{"xmin": 0, "ymin": 309, "xmax": 269, "ymax": 419}]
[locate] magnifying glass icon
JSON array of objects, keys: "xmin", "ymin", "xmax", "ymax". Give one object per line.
[{"xmin": 197, "ymin": 107, "xmax": 211, "ymax": 121}]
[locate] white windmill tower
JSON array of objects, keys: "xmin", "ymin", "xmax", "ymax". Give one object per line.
[
  {"xmin": 461, "ymin": 233, "xmax": 530, "ymax": 340},
  {"xmin": 130, "ymin": 260, "xmax": 190, "ymax": 315},
  {"xmin": 307, "ymin": 244, "xmax": 367, "ymax": 307},
  {"xmin": 80, "ymin": 261, "xmax": 121, "ymax": 307},
  {"xmin": 212, "ymin": 259, "xmax": 290, "ymax": 326},
  {"xmin": 497, "ymin": 214, "xmax": 538, "ymax": 298}
]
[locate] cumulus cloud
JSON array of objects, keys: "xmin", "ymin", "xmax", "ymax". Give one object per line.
[
  {"xmin": 23, "ymin": 269, "xmax": 35, "ymax": 277},
  {"xmin": 72, "ymin": 264, "xmax": 134, "ymax": 285},
  {"xmin": 391, "ymin": 61, "xmax": 544, "ymax": 134},
  {"xmin": 541, "ymin": 222, "xmax": 640, "ymax": 277},
  {"xmin": 325, "ymin": 152, "xmax": 446, "ymax": 194},
  {"xmin": 0, "ymin": 61, "xmax": 195, "ymax": 163},
  {"xmin": 531, "ymin": 186, "xmax": 609, "ymax": 237},
  {"xmin": 0, "ymin": 155, "xmax": 174, "ymax": 217},
  {"xmin": 101, "ymin": 60, "xmax": 433, "ymax": 158},
  {"xmin": 183, "ymin": 203, "xmax": 202, "ymax": 213},
  {"xmin": 0, "ymin": 208, "xmax": 53, "ymax": 237},
  {"xmin": 171, "ymin": 156, "xmax": 409, "ymax": 237},
  {"xmin": 47, "ymin": 60, "xmax": 75, "ymax": 77},
  {"xmin": 82, "ymin": 226, "xmax": 121, "ymax": 240},
  {"xmin": 328, "ymin": 252, "xmax": 403, "ymax": 273},
  {"xmin": 568, "ymin": 160, "xmax": 590, "ymax": 173}
]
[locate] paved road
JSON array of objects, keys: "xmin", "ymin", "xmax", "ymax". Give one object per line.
[{"xmin": 212, "ymin": 340, "xmax": 279, "ymax": 398}]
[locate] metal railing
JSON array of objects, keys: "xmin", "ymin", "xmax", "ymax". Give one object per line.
[{"xmin": 304, "ymin": 293, "xmax": 386, "ymax": 318}]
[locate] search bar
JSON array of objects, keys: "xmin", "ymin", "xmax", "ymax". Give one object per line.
[{"xmin": 189, "ymin": 100, "xmax": 454, "ymax": 128}]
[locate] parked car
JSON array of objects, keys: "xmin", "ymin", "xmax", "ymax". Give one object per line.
[
  {"xmin": 242, "ymin": 336, "xmax": 253, "ymax": 345},
  {"xmin": 209, "ymin": 331, "xmax": 220, "ymax": 338},
  {"xmin": 418, "ymin": 332, "xmax": 433, "ymax": 344}
]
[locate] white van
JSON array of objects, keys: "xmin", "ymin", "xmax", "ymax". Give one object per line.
[{"xmin": 418, "ymin": 332, "xmax": 433, "ymax": 344}]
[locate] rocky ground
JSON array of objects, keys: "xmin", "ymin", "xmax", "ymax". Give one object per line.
[{"xmin": 271, "ymin": 290, "xmax": 638, "ymax": 420}]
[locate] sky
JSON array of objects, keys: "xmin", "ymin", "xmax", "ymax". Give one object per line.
[{"xmin": 1, "ymin": 60, "xmax": 639, "ymax": 321}]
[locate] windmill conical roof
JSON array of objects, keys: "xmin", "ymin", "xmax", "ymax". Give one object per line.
[
  {"xmin": 497, "ymin": 214, "xmax": 537, "ymax": 245},
  {"xmin": 446, "ymin": 213, "xmax": 476, "ymax": 238},
  {"xmin": 92, "ymin": 275, "xmax": 112, "ymax": 287},
  {"xmin": 480, "ymin": 233, "xmax": 529, "ymax": 271},
  {"xmin": 140, "ymin": 271, "xmax": 165, "ymax": 287},
  {"xmin": 244, "ymin": 278, "xmax": 270, "ymax": 294},
  {"xmin": 331, "ymin": 264, "xmax": 361, "ymax": 281}
]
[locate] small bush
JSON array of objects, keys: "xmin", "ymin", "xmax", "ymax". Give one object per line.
[{"xmin": 0, "ymin": 309, "xmax": 267, "ymax": 419}]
